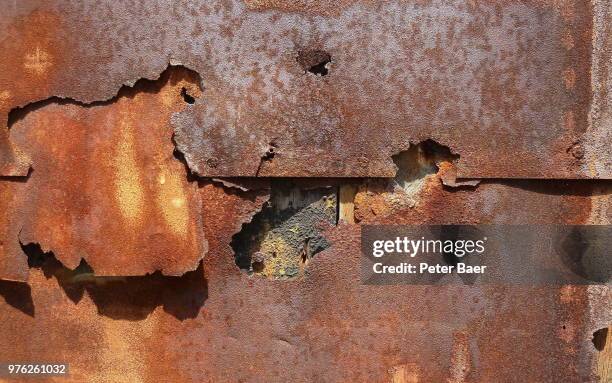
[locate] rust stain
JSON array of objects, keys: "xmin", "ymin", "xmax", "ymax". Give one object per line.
[
  {"xmin": 0, "ymin": 90, "xmax": 10, "ymax": 106},
  {"xmin": 156, "ymin": 164, "xmax": 190, "ymax": 237},
  {"xmin": 561, "ymin": 28, "xmax": 576, "ymax": 50},
  {"xmin": 114, "ymin": 115, "xmax": 145, "ymax": 223},
  {"xmin": 390, "ymin": 363, "xmax": 421, "ymax": 383},
  {"xmin": 564, "ymin": 67, "xmax": 577, "ymax": 90},
  {"xmin": 448, "ymin": 331, "xmax": 471, "ymax": 383}
]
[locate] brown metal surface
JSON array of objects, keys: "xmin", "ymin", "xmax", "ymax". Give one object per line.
[
  {"xmin": 0, "ymin": 0, "xmax": 609, "ymax": 178},
  {"xmin": 0, "ymin": 178, "xmax": 609, "ymax": 382},
  {"xmin": 0, "ymin": 1, "xmax": 610, "ymax": 381},
  {"xmin": 0, "ymin": 180, "xmax": 28, "ymax": 281},
  {"xmin": 1, "ymin": 67, "xmax": 206, "ymax": 278}
]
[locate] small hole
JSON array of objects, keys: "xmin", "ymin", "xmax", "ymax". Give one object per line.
[
  {"xmin": 262, "ymin": 143, "xmax": 277, "ymax": 161},
  {"xmin": 593, "ymin": 328, "xmax": 609, "ymax": 351},
  {"xmin": 265, "ymin": 148, "xmax": 275, "ymax": 159},
  {"xmin": 181, "ymin": 87, "xmax": 195, "ymax": 104},
  {"xmin": 297, "ymin": 50, "xmax": 331, "ymax": 76},
  {"xmin": 308, "ymin": 61, "xmax": 329, "ymax": 76},
  {"xmin": 252, "ymin": 261, "xmax": 265, "ymax": 273}
]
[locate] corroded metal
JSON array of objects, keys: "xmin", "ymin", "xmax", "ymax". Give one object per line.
[
  {"xmin": 0, "ymin": 0, "xmax": 609, "ymax": 178},
  {"xmin": 0, "ymin": 1, "xmax": 610, "ymax": 381},
  {"xmin": 0, "ymin": 179, "xmax": 609, "ymax": 381},
  {"xmin": 0, "ymin": 180, "xmax": 28, "ymax": 281},
  {"xmin": 0, "ymin": 67, "xmax": 206, "ymax": 278}
]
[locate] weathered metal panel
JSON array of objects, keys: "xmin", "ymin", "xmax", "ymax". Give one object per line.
[
  {"xmin": 0, "ymin": 1, "xmax": 609, "ymax": 381},
  {"xmin": 1, "ymin": 67, "xmax": 206, "ymax": 277},
  {"xmin": 0, "ymin": 0, "xmax": 609, "ymax": 178},
  {"xmin": 0, "ymin": 178, "xmax": 609, "ymax": 382}
]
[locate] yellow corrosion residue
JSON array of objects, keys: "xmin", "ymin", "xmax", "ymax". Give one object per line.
[
  {"xmin": 258, "ymin": 235, "xmax": 295, "ymax": 278},
  {"xmin": 156, "ymin": 166, "xmax": 189, "ymax": 237},
  {"xmin": 114, "ymin": 117, "xmax": 144, "ymax": 222}
]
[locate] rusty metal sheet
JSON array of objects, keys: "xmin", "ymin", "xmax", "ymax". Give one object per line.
[
  {"xmin": 342, "ymin": 139, "xmax": 611, "ymax": 224},
  {"xmin": 354, "ymin": 177, "xmax": 612, "ymax": 226},
  {"xmin": 0, "ymin": 180, "xmax": 29, "ymax": 281},
  {"xmin": 0, "ymin": 0, "xmax": 609, "ymax": 178},
  {"xmin": 0, "ymin": 67, "xmax": 206, "ymax": 278},
  {"xmin": 0, "ymin": 179, "xmax": 609, "ymax": 381},
  {"xmin": 0, "ymin": 1, "xmax": 610, "ymax": 381}
]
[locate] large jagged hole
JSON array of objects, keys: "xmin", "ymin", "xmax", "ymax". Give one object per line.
[
  {"xmin": 392, "ymin": 139, "xmax": 458, "ymax": 196},
  {"xmin": 231, "ymin": 180, "xmax": 337, "ymax": 279},
  {"xmin": 230, "ymin": 141, "xmax": 461, "ymax": 277},
  {"xmin": 351, "ymin": 140, "xmax": 464, "ymax": 223},
  {"xmin": 21, "ymin": 242, "xmax": 208, "ymax": 321}
]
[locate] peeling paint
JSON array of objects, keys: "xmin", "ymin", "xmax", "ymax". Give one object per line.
[{"xmin": 2, "ymin": 66, "xmax": 206, "ymax": 277}]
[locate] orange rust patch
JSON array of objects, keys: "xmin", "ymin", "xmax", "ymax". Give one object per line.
[
  {"xmin": 8, "ymin": 67, "xmax": 205, "ymax": 276},
  {"xmin": 0, "ymin": 181, "xmax": 28, "ymax": 281},
  {"xmin": 0, "ymin": 10, "xmax": 67, "ymax": 117},
  {"xmin": 563, "ymin": 67, "xmax": 576, "ymax": 89},
  {"xmin": 0, "ymin": 10, "xmax": 68, "ymax": 175}
]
